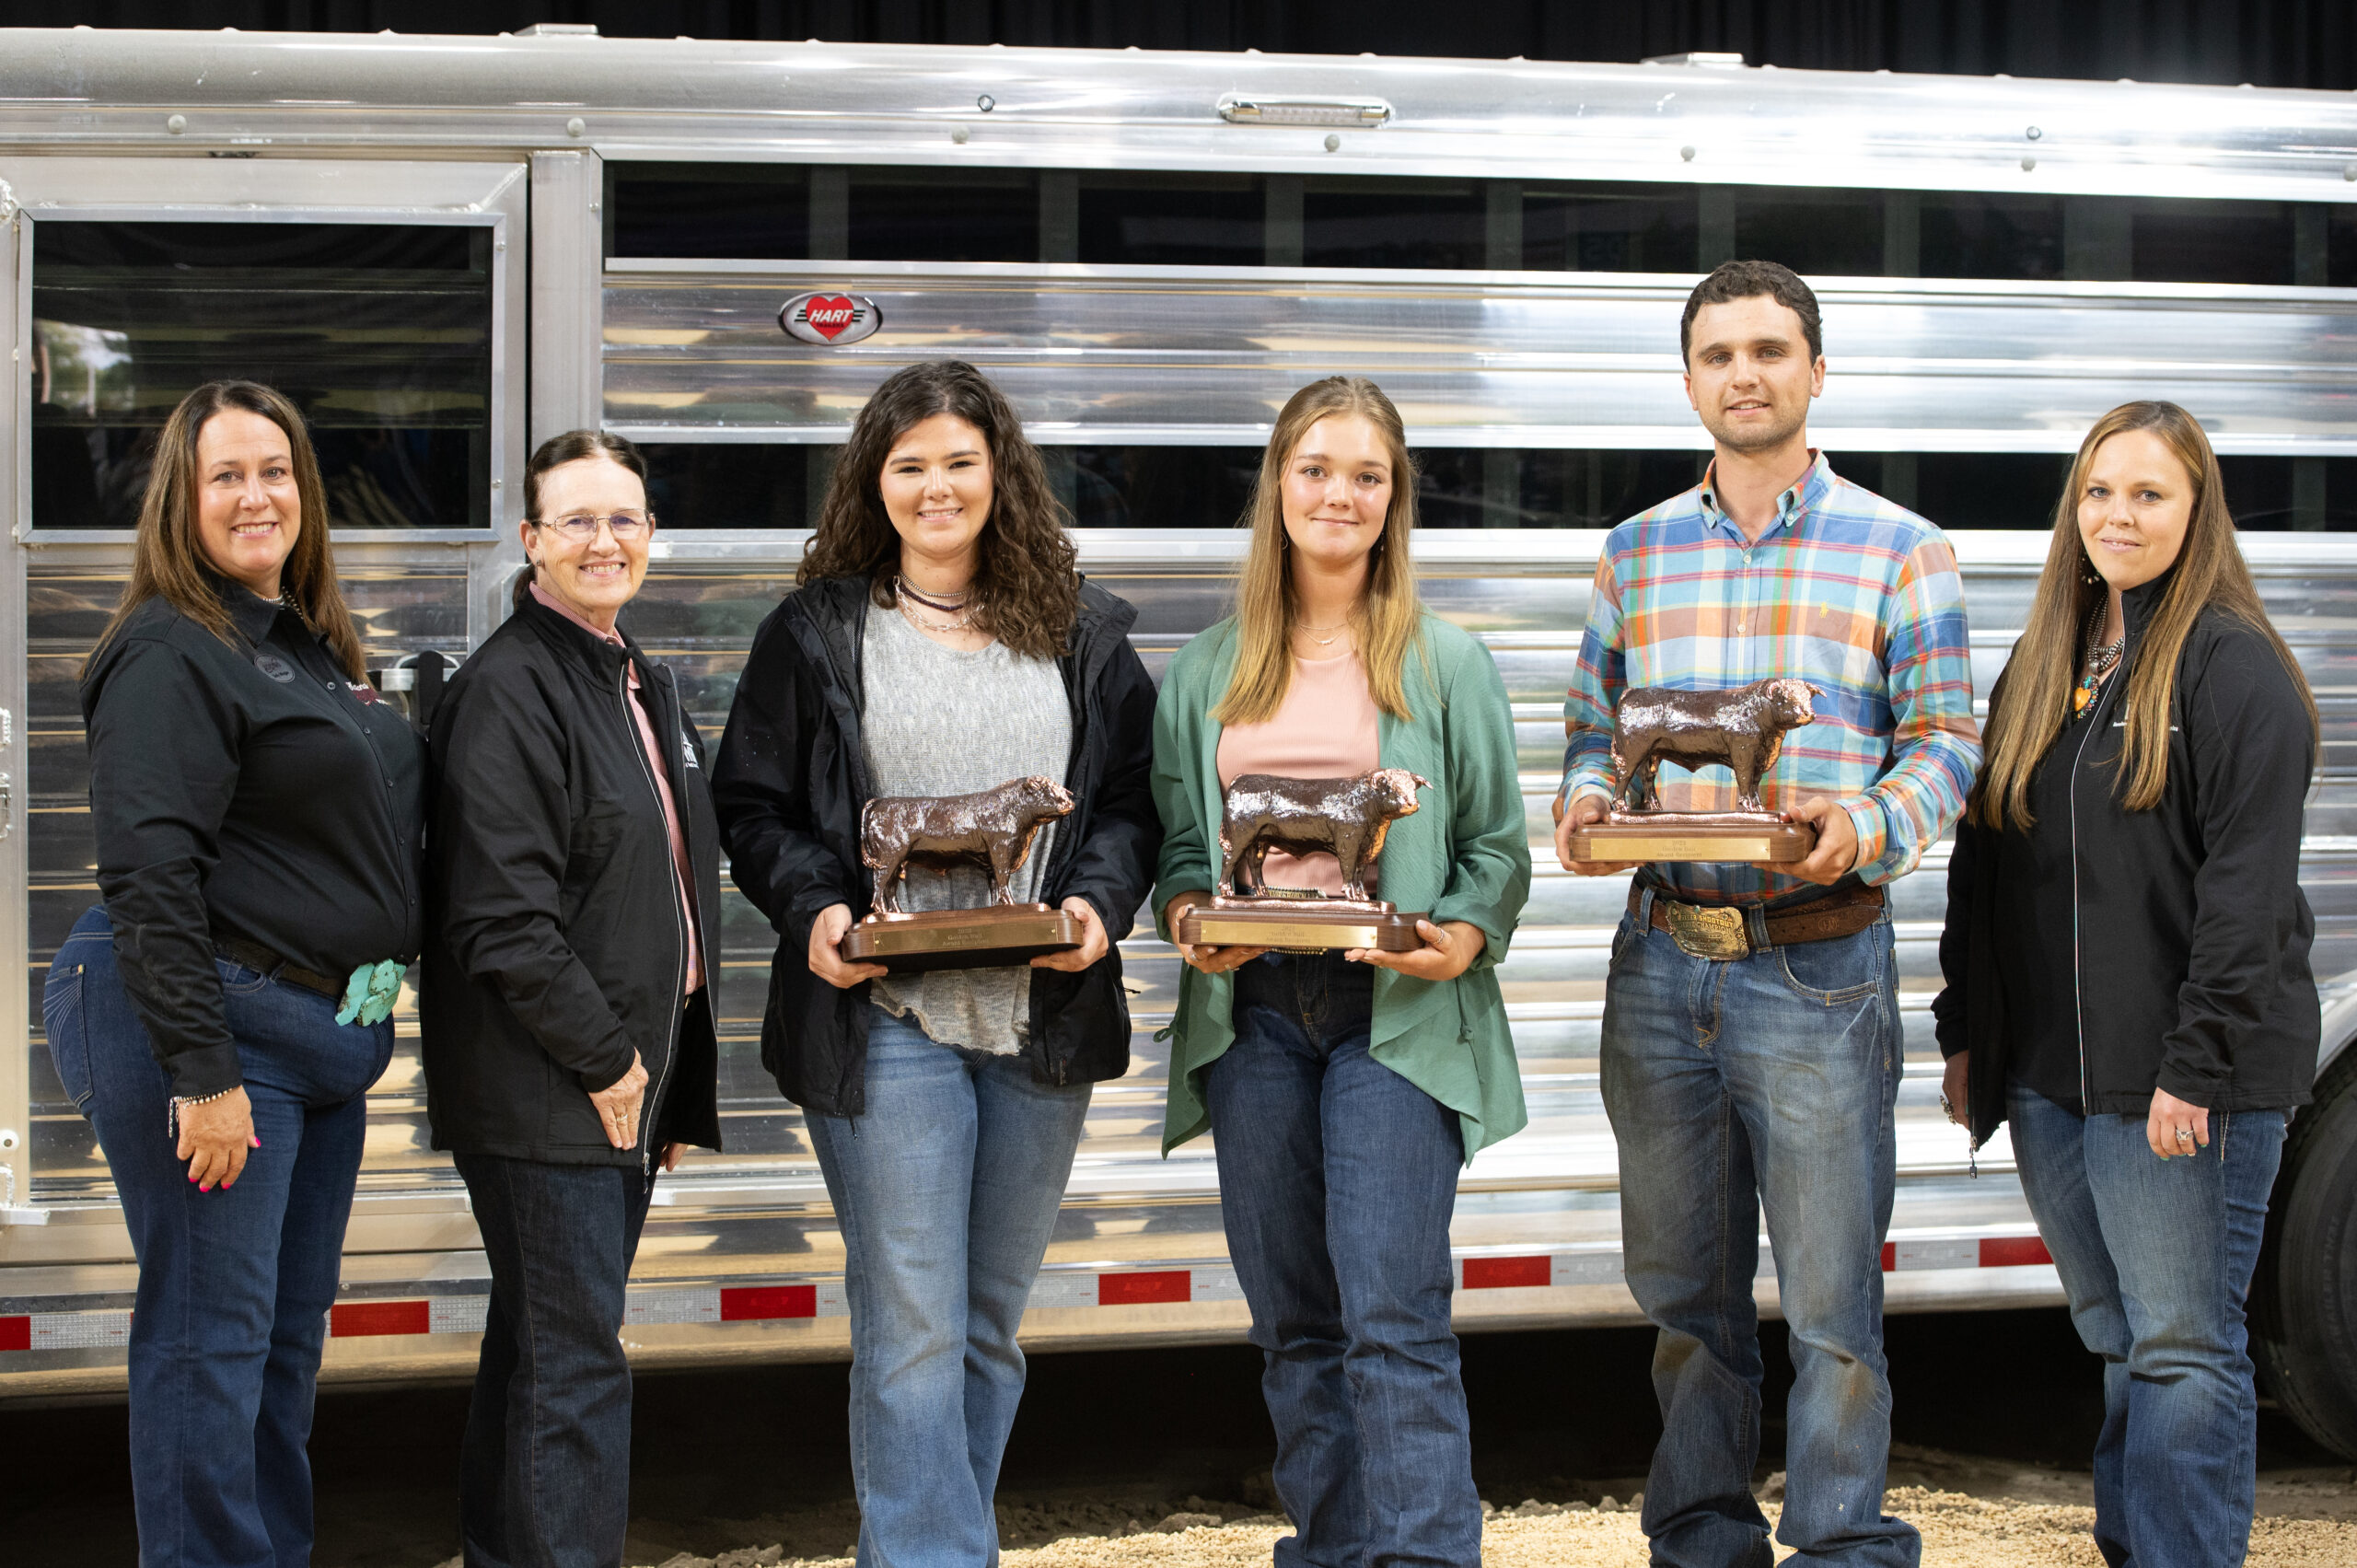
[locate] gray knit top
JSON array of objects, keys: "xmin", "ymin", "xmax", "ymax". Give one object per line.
[{"xmin": 859, "ymin": 602, "xmax": 1072, "ymax": 1055}]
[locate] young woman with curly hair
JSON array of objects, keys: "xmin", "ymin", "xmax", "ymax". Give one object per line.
[{"xmin": 714, "ymin": 360, "xmax": 1161, "ymax": 1564}]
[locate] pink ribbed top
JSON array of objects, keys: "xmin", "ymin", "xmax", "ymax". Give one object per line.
[{"xmin": 1215, "ymin": 651, "xmax": 1381, "ymax": 897}]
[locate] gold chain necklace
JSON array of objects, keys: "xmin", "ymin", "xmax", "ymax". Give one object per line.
[{"xmin": 1293, "ymin": 618, "xmax": 1351, "ymax": 648}]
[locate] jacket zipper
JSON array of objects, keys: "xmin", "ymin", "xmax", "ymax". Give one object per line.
[
  {"xmin": 2068, "ymin": 628, "xmax": 2133, "ymax": 1113},
  {"xmin": 1034, "ymin": 617, "xmax": 1113, "ymax": 1087},
  {"xmin": 618, "ymin": 659, "xmax": 688, "ymax": 1177}
]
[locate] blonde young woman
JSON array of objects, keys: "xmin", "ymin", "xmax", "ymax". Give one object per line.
[
  {"xmin": 1933, "ymin": 401, "xmax": 2318, "ymax": 1566},
  {"xmin": 1152, "ymin": 376, "xmax": 1530, "ymax": 1567}
]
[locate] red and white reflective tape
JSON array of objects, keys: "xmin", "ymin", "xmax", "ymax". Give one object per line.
[
  {"xmin": 0, "ymin": 1236, "xmax": 2056, "ymax": 1353},
  {"xmin": 1457, "ymin": 1233, "xmax": 2053, "ymax": 1291},
  {"xmin": 1027, "ymin": 1264, "xmax": 1248, "ymax": 1309},
  {"xmin": 0, "ymin": 1309, "xmax": 131, "ymax": 1351}
]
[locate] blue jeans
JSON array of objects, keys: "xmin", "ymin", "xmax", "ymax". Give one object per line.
[
  {"xmin": 1205, "ymin": 951, "xmax": 1479, "ymax": 1568},
  {"xmin": 44, "ymin": 902, "xmax": 394, "ymax": 1568},
  {"xmin": 2007, "ymin": 1083, "xmax": 2287, "ymax": 1568},
  {"xmin": 1600, "ymin": 890, "xmax": 1918, "ymax": 1568},
  {"xmin": 806, "ymin": 1005, "xmax": 1093, "ymax": 1568},
  {"xmin": 454, "ymin": 1151, "xmax": 656, "ymax": 1568}
]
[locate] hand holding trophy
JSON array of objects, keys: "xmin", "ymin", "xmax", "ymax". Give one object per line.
[{"xmin": 1566, "ymin": 677, "xmax": 1824, "ymax": 864}]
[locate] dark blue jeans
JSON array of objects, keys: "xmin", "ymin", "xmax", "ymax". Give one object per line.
[
  {"xmin": 1600, "ymin": 891, "xmax": 1919, "ymax": 1568},
  {"xmin": 453, "ymin": 1151, "xmax": 655, "ymax": 1568},
  {"xmin": 2007, "ymin": 1083, "xmax": 2287, "ymax": 1568},
  {"xmin": 45, "ymin": 902, "xmax": 394, "ymax": 1568},
  {"xmin": 1205, "ymin": 951, "xmax": 1478, "ymax": 1568}
]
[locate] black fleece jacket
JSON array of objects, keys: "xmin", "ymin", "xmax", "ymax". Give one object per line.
[
  {"xmin": 422, "ymin": 592, "xmax": 724, "ymax": 1167},
  {"xmin": 712, "ymin": 575, "xmax": 1161, "ymax": 1117},
  {"xmin": 1933, "ymin": 575, "xmax": 2318, "ymax": 1145}
]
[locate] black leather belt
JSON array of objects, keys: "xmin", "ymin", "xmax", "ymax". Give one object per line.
[
  {"xmin": 1629, "ymin": 883, "xmax": 1885, "ymax": 961},
  {"xmin": 215, "ymin": 937, "xmax": 343, "ymax": 999}
]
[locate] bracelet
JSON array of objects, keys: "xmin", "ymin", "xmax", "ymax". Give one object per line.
[{"xmin": 167, "ymin": 1085, "xmax": 239, "ymax": 1140}]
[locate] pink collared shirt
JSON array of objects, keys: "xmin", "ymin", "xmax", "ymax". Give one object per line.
[{"xmin": 529, "ymin": 581, "xmax": 704, "ymax": 995}]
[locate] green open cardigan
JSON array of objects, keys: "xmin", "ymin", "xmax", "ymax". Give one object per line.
[{"xmin": 1150, "ymin": 613, "xmax": 1532, "ymax": 1162}]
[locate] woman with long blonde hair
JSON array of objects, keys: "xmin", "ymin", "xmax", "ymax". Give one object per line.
[
  {"xmin": 1151, "ymin": 376, "xmax": 1530, "ymax": 1566},
  {"xmin": 1933, "ymin": 401, "xmax": 2317, "ymax": 1564}
]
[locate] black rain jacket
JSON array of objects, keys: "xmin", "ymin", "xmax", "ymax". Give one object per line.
[
  {"xmin": 422, "ymin": 591, "xmax": 724, "ymax": 1167},
  {"xmin": 712, "ymin": 575, "xmax": 1160, "ymax": 1117},
  {"xmin": 1933, "ymin": 574, "xmax": 2319, "ymax": 1147}
]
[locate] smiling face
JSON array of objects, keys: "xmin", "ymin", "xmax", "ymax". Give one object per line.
[
  {"xmin": 523, "ymin": 456, "xmax": 651, "ymax": 633},
  {"xmin": 1279, "ymin": 414, "xmax": 1395, "ymax": 575},
  {"xmin": 879, "ymin": 412, "xmax": 994, "ymax": 575},
  {"xmin": 193, "ymin": 408, "xmax": 302, "ymax": 599},
  {"xmin": 2077, "ymin": 427, "xmax": 2195, "ymax": 595},
  {"xmin": 1682, "ymin": 295, "xmax": 1825, "ymax": 454}
]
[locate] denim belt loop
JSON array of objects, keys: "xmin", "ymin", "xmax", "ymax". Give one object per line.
[
  {"xmin": 1634, "ymin": 884, "xmax": 1655, "ymax": 932},
  {"xmin": 1746, "ymin": 900, "xmax": 1775, "ymax": 951}
]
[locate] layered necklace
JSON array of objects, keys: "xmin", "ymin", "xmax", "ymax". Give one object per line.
[
  {"xmin": 894, "ymin": 575, "xmax": 975, "ymax": 633},
  {"xmin": 2073, "ymin": 600, "xmax": 2126, "ymax": 716}
]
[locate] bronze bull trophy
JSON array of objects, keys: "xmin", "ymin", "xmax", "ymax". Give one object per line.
[
  {"xmin": 1563, "ymin": 678, "xmax": 1821, "ymax": 864},
  {"xmin": 840, "ymin": 775, "xmax": 1086, "ymax": 972},
  {"xmin": 1176, "ymin": 769, "xmax": 1430, "ymax": 953}
]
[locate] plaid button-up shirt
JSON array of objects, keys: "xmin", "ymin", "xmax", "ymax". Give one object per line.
[{"xmin": 1561, "ymin": 452, "xmax": 1980, "ymax": 903}]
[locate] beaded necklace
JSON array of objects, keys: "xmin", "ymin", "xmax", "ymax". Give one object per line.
[{"xmin": 2073, "ymin": 601, "xmax": 2126, "ymax": 716}]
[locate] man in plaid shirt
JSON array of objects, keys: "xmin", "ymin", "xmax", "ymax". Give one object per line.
[{"xmin": 1556, "ymin": 261, "xmax": 1979, "ymax": 1568}]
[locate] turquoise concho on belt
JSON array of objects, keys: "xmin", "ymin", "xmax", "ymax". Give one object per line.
[{"xmin": 336, "ymin": 958, "xmax": 405, "ymax": 1027}]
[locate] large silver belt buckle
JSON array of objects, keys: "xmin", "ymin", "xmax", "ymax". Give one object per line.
[{"xmin": 1663, "ymin": 900, "xmax": 1749, "ymax": 961}]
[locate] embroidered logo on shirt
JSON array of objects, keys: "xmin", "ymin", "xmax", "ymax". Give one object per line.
[
  {"xmin": 682, "ymin": 735, "xmax": 701, "ymax": 770},
  {"xmin": 253, "ymin": 653, "xmax": 296, "ymax": 683}
]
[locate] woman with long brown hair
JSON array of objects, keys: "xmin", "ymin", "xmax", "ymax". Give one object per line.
[
  {"xmin": 45, "ymin": 380, "xmax": 422, "ymax": 1565},
  {"xmin": 713, "ymin": 360, "xmax": 1159, "ymax": 1564},
  {"xmin": 1933, "ymin": 401, "xmax": 2317, "ymax": 1564},
  {"xmin": 1150, "ymin": 376, "xmax": 1530, "ymax": 1566}
]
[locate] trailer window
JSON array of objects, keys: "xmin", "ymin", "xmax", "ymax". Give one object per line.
[
  {"xmin": 1920, "ymin": 193, "xmax": 2065, "ymax": 280},
  {"xmin": 2133, "ymin": 199, "xmax": 2296, "ymax": 285},
  {"xmin": 1302, "ymin": 179, "xmax": 1487, "ymax": 271},
  {"xmin": 608, "ymin": 164, "xmax": 810, "ymax": 259},
  {"xmin": 640, "ymin": 444, "xmax": 833, "ymax": 530},
  {"xmin": 1078, "ymin": 174, "xmax": 1262, "ymax": 267},
  {"xmin": 1733, "ymin": 187, "xmax": 1887, "ymax": 278},
  {"xmin": 851, "ymin": 168, "xmax": 1038, "ymax": 263},
  {"xmin": 29, "ymin": 221, "xmax": 493, "ymax": 531},
  {"xmin": 1522, "ymin": 184, "xmax": 1700, "ymax": 273}
]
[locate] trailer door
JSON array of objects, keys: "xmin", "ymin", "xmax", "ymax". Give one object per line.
[{"xmin": 0, "ymin": 158, "xmax": 524, "ymax": 1304}]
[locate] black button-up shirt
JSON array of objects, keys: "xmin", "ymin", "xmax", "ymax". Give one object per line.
[{"xmin": 81, "ymin": 578, "xmax": 426, "ymax": 1097}]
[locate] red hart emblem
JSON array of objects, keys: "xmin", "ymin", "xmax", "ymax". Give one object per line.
[
  {"xmin": 780, "ymin": 291, "xmax": 882, "ymax": 345},
  {"xmin": 802, "ymin": 295, "xmax": 858, "ymax": 339}
]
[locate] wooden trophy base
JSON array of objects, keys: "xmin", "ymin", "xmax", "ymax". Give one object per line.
[
  {"xmin": 841, "ymin": 903, "xmax": 1084, "ymax": 974},
  {"xmin": 1178, "ymin": 896, "xmax": 1426, "ymax": 954},
  {"xmin": 1570, "ymin": 812, "xmax": 1817, "ymax": 865}
]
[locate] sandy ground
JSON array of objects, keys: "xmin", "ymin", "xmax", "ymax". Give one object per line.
[{"xmin": 591, "ymin": 1447, "xmax": 2357, "ymax": 1568}]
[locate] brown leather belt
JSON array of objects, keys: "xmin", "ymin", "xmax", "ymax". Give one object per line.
[
  {"xmin": 1630, "ymin": 883, "xmax": 1885, "ymax": 961},
  {"xmin": 215, "ymin": 938, "xmax": 343, "ymax": 999}
]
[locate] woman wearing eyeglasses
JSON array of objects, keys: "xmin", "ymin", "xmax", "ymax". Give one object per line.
[{"xmin": 421, "ymin": 430, "xmax": 723, "ymax": 1567}]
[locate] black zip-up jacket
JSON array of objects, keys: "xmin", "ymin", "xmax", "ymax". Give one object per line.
[
  {"xmin": 1933, "ymin": 574, "xmax": 2318, "ymax": 1146},
  {"xmin": 422, "ymin": 591, "xmax": 724, "ymax": 1166},
  {"xmin": 82, "ymin": 582, "xmax": 426, "ymax": 1098},
  {"xmin": 712, "ymin": 575, "xmax": 1161, "ymax": 1116}
]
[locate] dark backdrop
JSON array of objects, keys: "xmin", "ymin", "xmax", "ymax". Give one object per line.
[{"xmin": 0, "ymin": 2, "xmax": 2351, "ymax": 94}]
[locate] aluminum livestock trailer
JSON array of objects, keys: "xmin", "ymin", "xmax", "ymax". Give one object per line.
[{"xmin": 2, "ymin": 25, "xmax": 2355, "ymax": 1458}]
